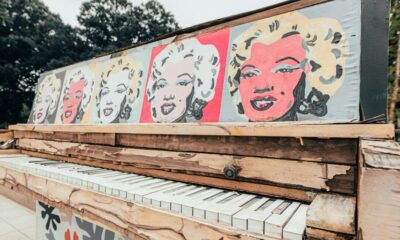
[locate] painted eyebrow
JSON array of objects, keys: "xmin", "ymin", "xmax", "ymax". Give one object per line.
[
  {"xmin": 116, "ymin": 83, "xmax": 127, "ymax": 88},
  {"xmin": 275, "ymin": 57, "xmax": 300, "ymax": 64},
  {"xmin": 177, "ymin": 73, "xmax": 193, "ymax": 79},
  {"xmin": 240, "ymin": 64, "xmax": 256, "ymax": 71}
]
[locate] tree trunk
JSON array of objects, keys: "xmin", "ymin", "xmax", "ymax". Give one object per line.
[{"xmin": 389, "ymin": 35, "xmax": 400, "ymax": 124}]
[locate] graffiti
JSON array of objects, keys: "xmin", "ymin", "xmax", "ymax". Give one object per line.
[
  {"xmin": 36, "ymin": 201, "xmax": 129, "ymax": 240},
  {"xmin": 76, "ymin": 217, "xmax": 115, "ymax": 240},
  {"xmin": 30, "ymin": 74, "xmax": 62, "ymax": 124},
  {"xmin": 65, "ymin": 229, "xmax": 79, "ymax": 240},
  {"xmin": 227, "ymin": 11, "xmax": 348, "ymax": 121},
  {"xmin": 145, "ymin": 38, "xmax": 221, "ymax": 122},
  {"xmin": 96, "ymin": 56, "xmax": 143, "ymax": 123},
  {"xmin": 59, "ymin": 68, "xmax": 95, "ymax": 123},
  {"xmin": 39, "ymin": 201, "xmax": 61, "ymax": 231}
]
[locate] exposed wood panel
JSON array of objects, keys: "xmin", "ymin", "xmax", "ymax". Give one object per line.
[
  {"xmin": 0, "ymin": 130, "xmax": 12, "ymax": 142},
  {"xmin": 9, "ymin": 123, "xmax": 394, "ymax": 139},
  {"xmin": 0, "ymin": 166, "xmax": 270, "ymax": 240},
  {"xmin": 305, "ymin": 227, "xmax": 355, "ymax": 240},
  {"xmin": 306, "ymin": 193, "xmax": 356, "ymax": 235},
  {"xmin": 358, "ymin": 167, "xmax": 400, "ymax": 240},
  {"xmin": 20, "ymin": 150, "xmax": 316, "ymax": 202},
  {"xmin": 0, "ymin": 149, "xmax": 21, "ymax": 155},
  {"xmin": 13, "ymin": 130, "xmax": 116, "ymax": 146},
  {"xmin": 17, "ymin": 138, "xmax": 355, "ymax": 194},
  {"xmin": 117, "ymin": 134, "xmax": 357, "ymax": 164},
  {"xmin": 361, "ymin": 139, "xmax": 400, "ymax": 170},
  {"xmin": 0, "ymin": 184, "xmax": 35, "ymax": 211},
  {"xmin": 12, "ymin": 130, "xmax": 358, "ymax": 164}
]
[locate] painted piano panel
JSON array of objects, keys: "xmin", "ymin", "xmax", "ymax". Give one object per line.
[{"xmin": 27, "ymin": 0, "xmax": 362, "ymax": 124}]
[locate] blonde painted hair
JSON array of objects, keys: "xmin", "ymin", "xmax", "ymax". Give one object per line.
[
  {"xmin": 228, "ymin": 11, "xmax": 348, "ymax": 117},
  {"xmin": 36, "ymin": 74, "xmax": 62, "ymax": 116},
  {"xmin": 97, "ymin": 55, "xmax": 143, "ymax": 120},
  {"xmin": 147, "ymin": 38, "xmax": 220, "ymax": 121}
]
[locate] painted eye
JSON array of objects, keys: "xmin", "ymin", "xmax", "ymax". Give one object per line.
[
  {"xmin": 64, "ymin": 95, "xmax": 70, "ymax": 101},
  {"xmin": 272, "ymin": 64, "xmax": 299, "ymax": 74},
  {"xmin": 177, "ymin": 80, "xmax": 190, "ymax": 86},
  {"xmin": 241, "ymin": 69, "xmax": 261, "ymax": 79},
  {"xmin": 156, "ymin": 82, "xmax": 166, "ymax": 90},
  {"xmin": 276, "ymin": 68, "xmax": 294, "ymax": 73},
  {"xmin": 101, "ymin": 89, "xmax": 109, "ymax": 96}
]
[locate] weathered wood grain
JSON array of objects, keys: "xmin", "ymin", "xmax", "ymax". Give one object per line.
[
  {"xmin": 306, "ymin": 193, "xmax": 356, "ymax": 235},
  {"xmin": 361, "ymin": 139, "xmax": 400, "ymax": 170},
  {"xmin": 12, "ymin": 130, "xmax": 358, "ymax": 164},
  {"xmin": 305, "ymin": 227, "xmax": 355, "ymax": 240},
  {"xmin": 0, "ymin": 149, "xmax": 21, "ymax": 155},
  {"xmin": 0, "ymin": 166, "xmax": 283, "ymax": 240},
  {"xmin": 358, "ymin": 139, "xmax": 400, "ymax": 239},
  {"xmin": 8, "ymin": 123, "xmax": 395, "ymax": 139},
  {"xmin": 20, "ymin": 150, "xmax": 317, "ymax": 202},
  {"xmin": 17, "ymin": 138, "xmax": 355, "ymax": 194},
  {"xmin": 0, "ymin": 130, "xmax": 12, "ymax": 142}
]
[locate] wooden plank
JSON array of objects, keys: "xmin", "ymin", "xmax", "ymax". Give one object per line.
[
  {"xmin": 13, "ymin": 130, "xmax": 358, "ymax": 164},
  {"xmin": 0, "ymin": 130, "xmax": 12, "ymax": 142},
  {"xmin": 20, "ymin": 150, "xmax": 316, "ymax": 202},
  {"xmin": 0, "ymin": 149, "xmax": 21, "ymax": 155},
  {"xmin": 117, "ymin": 134, "xmax": 357, "ymax": 164},
  {"xmin": 306, "ymin": 193, "xmax": 356, "ymax": 235},
  {"xmin": 358, "ymin": 167, "xmax": 400, "ymax": 240},
  {"xmin": 305, "ymin": 227, "xmax": 355, "ymax": 240},
  {"xmin": 0, "ymin": 167, "xmax": 270, "ymax": 240},
  {"xmin": 0, "ymin": 185, "xmax": 35, "ymax": 211},
  {"xmin": 8, "ymin": 123, "xmax": 394, "ymax": 139},
  {"xmin": 13, "ymin": 130, "xmax": 116, "ymax": 146},
  {"xmin": 17, "ymin": 138, "xmax": 355, "ymax": 193},
  {"xmin": 361, "ymin": 139, "xmax": 400, "ymax": 170}
]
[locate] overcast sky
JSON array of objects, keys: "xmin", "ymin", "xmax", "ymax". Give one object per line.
[{"xmin": 41, "ymin": 0, "xmax": 288, "ymax": 28}]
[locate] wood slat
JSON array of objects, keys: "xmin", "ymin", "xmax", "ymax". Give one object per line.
[
  {"xmin": 8, "ymin": 123, "xmax": 394, "ymax": 139},
  {"xmin": 306, "ymin": 193, "xmax": 356, "ymax": 235},
  {"xmin": 20, "ymin": 150, "xmax": 316, "ymax": 202},
  {"xmin": 0, "ymin": 166, "xmax": 270, "ymax": 240},
  {"xmin": 16, "ymin": 138, "xmax": 355, "ymax": 194},
  {"xmin": 12, "ymin": 130, "xmax": 358, "ymax": 164},
  {"xmin": 0, "ymin": 130, "xmax": 12, "ymax": 142}
]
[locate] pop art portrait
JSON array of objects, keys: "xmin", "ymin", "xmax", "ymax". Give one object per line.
[
  {"xmin": 28, "ymin": 73, "xmax": 63, "ymax": 124},
  {"xmin": 140, "ymin": 29, "xmax": 229, "ymax": 123},
  {"xmin": 226, "ymin": 11, "xmax": 348, "ymax": 122},
  {"xmin": 95, "ymin": 55, "xmax": 143, "ymax": 124},
  {"xmin": 56, "ymin": 67, "xmax": 95, "ymax": 124}
]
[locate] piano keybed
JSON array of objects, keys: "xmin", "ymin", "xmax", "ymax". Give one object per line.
[{"xmin": 0, "ymin": 155, "xmax": 308, "ymax": 239}]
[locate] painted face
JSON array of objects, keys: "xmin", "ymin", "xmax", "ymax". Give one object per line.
[
  {"xmin": 99, "ymin": 70, "xmax": 130, "ymax": 123},
  {"xmin": 151, "ymin": 57, "xmax": 195, "ymax": 122},
  {"xmin": 62, "ymin": 78, "xmax": 84, "ymax": 123},
  {"xmin": 238, "ymin": 35, "xmax": 306, "ymax": 121},
  {"xmin": 33, "ymin": 85, "xmax": 53, "ymax": 123}
]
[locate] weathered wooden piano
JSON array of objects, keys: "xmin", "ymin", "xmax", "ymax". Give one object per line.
[{"xmin": 1, "ymin": 0, "xmax": 398, "ymax": 239}]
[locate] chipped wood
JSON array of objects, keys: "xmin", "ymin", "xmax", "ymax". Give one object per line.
[
  {"xmin": 12, "ymin": 130, "xmax": 358, "ymax": 164},
  {"xmin": 0, "ymin": 130, "xmax": 12, "ymax": 142},
  {"xmin": 17, "ymin": 138, "xmax": 355, "ymax": 193},
  {"xmin": 8, "ymin": 123, "xmax": 395, "ymax": 139},
  {"xmin": 361, "ymin": 139, "xmax": 400, "ymax": 170},
  {"xmin": 306, "ymin": 193, "xmax": 356, "ymax": 235},
  {"xmin": 20, "ymin": 150, "xmax": 317, "ymax": 202},
  {"xmin": 305, "ymin": 227, "xmax": 355, "ymax": 240}
]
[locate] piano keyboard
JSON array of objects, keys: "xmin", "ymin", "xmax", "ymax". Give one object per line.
[{"xmin": 0, "ymin": 155, "xmax": 308, "ymax": 239}]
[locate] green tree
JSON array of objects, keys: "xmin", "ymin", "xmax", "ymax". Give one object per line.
[
  {"xmin": 78, "ymin": 0, "xmax": 179, "ymax": 56},
  {"xmin": 0, "ymin": 0, "xmax": 86, "ymax": 127}
]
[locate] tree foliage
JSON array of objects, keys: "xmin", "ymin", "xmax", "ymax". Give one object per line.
[
  {"xmin": 0, "ymin": 0, "xmax": 85, "ymax": 127},
  {"xmin": 0, "ymin": 0, "xmax": 179, "ymax": 127},
  {"xmin": 78, "ymin": 0, "xmax": 179, "ymax": 56}
]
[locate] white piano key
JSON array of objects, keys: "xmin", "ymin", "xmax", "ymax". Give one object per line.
[
  {"xmin": 205, "ymin": 193, "xmax": 241, "ymax": 222},
  {"xmin": 192, "ymin": 191, "xmax": 236, "ymax": 220},
  {"xmin": 247, "ymin": 199, "xmax": 284, "ymax": 234},
  {"xmin": 264, "ymin": 202, "xmax": 300, "ymax": 238},
  {"xmin": 232, "ymin": 197, "xmax": 269, "ymax": 231},
  {"xmin": 170, "ymin": 187, "xmax": 207, "ymax": 213},
  {"xmin": 133, "ymin": 181, "xmax": 177, "ymax": 202},
  {"xmin": 142, "ymin": 182, "xmax": 186, "ymax": 206},
  {"xmin": 160, "ymin": 185, "xmax": 198, "ymax": 210},
  {"xmin": 144, "ymin": 184, "xmax": 190, "ymax": 208},
  {"xmin": 217, "ymin": 194, "xmax": 256, "ymax": 225},
  {"xmin": 283, "ymin": 204, "xmax": 308, "ymax": 240}
]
